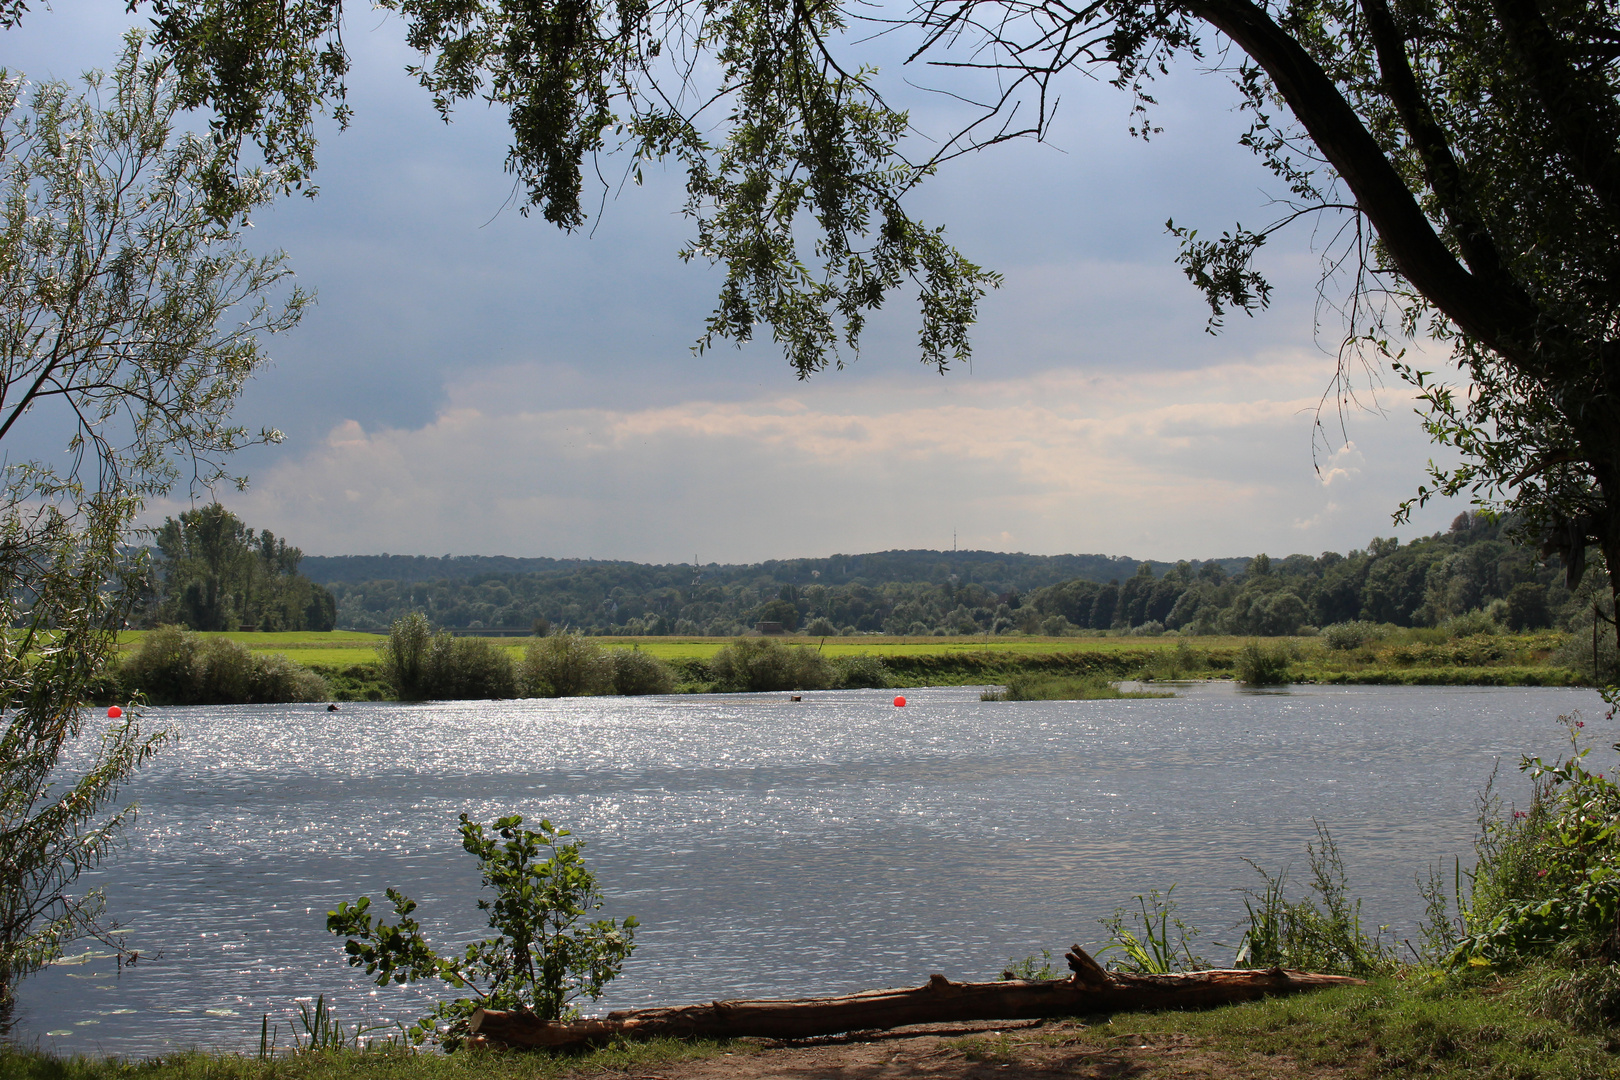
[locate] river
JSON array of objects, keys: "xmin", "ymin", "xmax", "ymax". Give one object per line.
[{"xmin": 4, "ymin": 682, "xmax": 1605, "ymax": 1056}]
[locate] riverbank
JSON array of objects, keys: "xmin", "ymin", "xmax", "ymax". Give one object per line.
[
  {"xmin": 4, "ymin": 970, "xmax": 1615, "ymax": 1079},
  {"xmin": 109, "ymin": 628, "xmax": 1581, "ymax": 700}
]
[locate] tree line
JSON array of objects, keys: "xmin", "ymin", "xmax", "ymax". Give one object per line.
[{"xmin": 297, "ymin": 513, "xmax": 1595, "ymax": 638}]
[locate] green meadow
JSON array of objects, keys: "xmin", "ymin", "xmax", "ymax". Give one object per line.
[{"xmin": 109, "ymin": 628, "xmax": 1581, "ymax": 691}]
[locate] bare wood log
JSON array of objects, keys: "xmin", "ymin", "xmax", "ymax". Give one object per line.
[{"xmin": 468, "ymin": 945, "xmax": 1363, "ymax": 1050}]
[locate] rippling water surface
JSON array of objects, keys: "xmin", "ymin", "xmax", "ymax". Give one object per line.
[{"xmin": 6, "ymin": 682, "xmax": 1603, "ymax": 1056}]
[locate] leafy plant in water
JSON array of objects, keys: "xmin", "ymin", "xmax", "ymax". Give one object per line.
[
  {"xmin": 1235, "ymin": 640, "xmax": 1292, "ymax": 686},
  {"xmin": 1098, "ymin": 885, "xmax": 1207, "ymax": 973},
  {"xmin": 327, "ymin": 814, "xmax": 637, "ymax": 1049}
]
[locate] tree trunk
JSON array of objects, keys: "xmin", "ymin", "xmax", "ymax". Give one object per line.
[{"xmin": 467, "ymin": 946, "xmax": 1364, "ymax": 1050}]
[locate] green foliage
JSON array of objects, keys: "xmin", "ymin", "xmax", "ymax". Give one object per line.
[
  {"xmin": 1452, "ymin": 701, "xmax": 1620, "ymax": 982},
  {"xmin": 1554, "ymin": 582, "xmax": 1618, "ymax": 684},
  {"xmin": 377, "ymin": 615, "xmax": 517, "ymax": 700},
  {"xmin": 2, "ymin": 1035, "xmax": 734, "ymax": 1080},
  {"xmin": 313, "ymin": 518, "xmax": 1578, "ymax": 643},
  {"xmin": 1235, "ymin": 639, "xmax": 1291, "ymax": 683},
  {"xmin": 1235, "ymin": 640, "xmax": 1293, "ymax": 685},
  {"xmin": 1440, "ymin": 610, "xmax": 1500, "ymax": 637},
  {"xmin": 120, "ymin": 625, "xmax": 330, "ymax": 704},
  {"xmin": 1233, "ymin": 823, "xmax": 1399, "ymax": 978},
  {"xmin": 0, "ymin": 35, "xmax": 305, "ymax": 506},
  {"xmin": 1098, "ymin": 886, "xmax": 1207, "ymax": 974},
  {"xmin": 1, "ymin": 38, "xmax": 299, "ymax": 1006},
  {"xmin": 999, "ymin": 948, "xmax": 1056, "ymax": 980},
  {"xmin": 980, "ymin": 673, "xmax": 1172, "ymax": 700},
  {"xmin": 706, "ymin": 637, "xmax": 833, "ymax": 692},
  {"xmin": 830, "ymin": 653, "xmax": 889, "ymax": 689},
  {"xmin": 151, "ymin": 504, "xmax": 335, "ymax": 632},
  {"xmin": 608, "ymin": 648, "xmax": 676, "ymax": 695},
  {"xmin": 520, "ymin": 633, "xmax": 613, "ymax": 697},
  {"xmin": 326, "ymin": 814, "xmax": 637, "ymax": 1049},
  {"xmin": 0, "ymin": 502, "xmax": 167, "ymax": 1008},
  {"xmin": 377, "ymin": 613, "xmax": 434, "ymax": 699}
]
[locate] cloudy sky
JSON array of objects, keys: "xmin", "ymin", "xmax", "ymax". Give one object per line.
[{"xmin": 7, "ymin": 6, "xmax": 1468, "ymax": 563}]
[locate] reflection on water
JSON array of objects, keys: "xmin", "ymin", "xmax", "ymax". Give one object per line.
[{"xmin": 4, "ymin": 682, "xmax": 1603, "ymax": 1056}]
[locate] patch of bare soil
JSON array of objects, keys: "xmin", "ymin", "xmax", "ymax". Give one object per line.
[{"xmin": 609, "ymin": 1020, "xmax": 1349, "ymax": 1080}]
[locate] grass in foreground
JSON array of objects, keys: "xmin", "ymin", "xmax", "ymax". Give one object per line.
[
  {"xmin": 9, "ymin": 969, "xmax": 1619, "ymax": 1080},
  {"xmin": 0, "ymin": 1037, "xmax": 743, "ymax": 1080},
  {"xmin": 951, "ymin": 968, "xmax": 1620, "ymax": 1079}
]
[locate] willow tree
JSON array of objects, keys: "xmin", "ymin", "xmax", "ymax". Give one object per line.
[
  {"xmin": 0, "ymin": 37, "xmax": 305, "ymax": 1008},
  {"xmin": 43, "ymin": 0, "xmax": 1620, "ymax": 604}
]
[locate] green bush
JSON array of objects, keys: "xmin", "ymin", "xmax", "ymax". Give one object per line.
[
  {"xmin": 1235, "ymin": 640, "xmax": 1292, "ymax": 685},
  {"xmin": 831, "ymin": 653, "xmax": 890, "ymax": 689},
  {"xmin": 1321, "ymin": 620, "xmax": 1385, "ymax": 650},
  {"xmin": 608, "ymin": 648, "xmax": 675, "ymax": 695},
  {"xmin": 377, "ymin": 614, "xmax": 516, "ymax": 700},
  {"xmin": 430, "ymin": 636, "xmax": 517, "ymax": 700},
  {"xmin": 327, "ymin": 814, "xmax": 637, "ymax": 1048},
  {"xmin": 1458, "ymin": 708, "xmax": 1620, "ymax": 967},
  {"xmin": 121, "ymin": 625, "xmax": 329, "ymax": 704},
  {"xmin": 521, "ymin": 633, "xmax": 613, "ymax": 697},
  {"xmin": 1443, "ymin": 698, "xmax": 1620, "ymax": 1027},
  {"xmin": 1442, "ymin": 610, "xmax": 1500, "ymax": 638},
  {"xmin": 706, "ymin": 637, "xmax": 833, "ymax": 691},
  {"xmin": 377, "ymin": 613, "xmax": 435, "ymax": 698},
  {"xmin": 1554, "ymin": 605, "xmax": 1618, "ymax": 684}
]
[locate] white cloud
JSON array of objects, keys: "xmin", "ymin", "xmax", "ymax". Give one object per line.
[{"xmin": 179, "ymin": 353, "xmax": 1467, "ymax": 562}]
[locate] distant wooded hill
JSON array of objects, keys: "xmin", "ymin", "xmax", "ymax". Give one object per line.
[
  {"xmin": 299, "ymin": 550, "xmax": 1251, "ymax": 592},
  {"xmin": 300, "ymin": 515, "xmax": 1602, "ymax": 639}
]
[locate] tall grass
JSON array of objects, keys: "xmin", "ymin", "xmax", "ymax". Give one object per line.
[
  {"xmin": 1098, "ymin": 886, "xmax": 1207, "ymax": 973},
  {"xmin": 1231, "ymin": 822, "xmax": 1399, "ymax": 977},
  {"xmin": 980, "ymin": 673, "xmax": 1172, "ymax": 700}
]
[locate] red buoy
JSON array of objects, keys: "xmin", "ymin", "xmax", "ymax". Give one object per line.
[
  {"xmin": 893, "ymin": 696, "xmax": 907, "ymax": 707},
  {"xmin": 107, "ymin": 705, "xmax": 122, "ymax": 719}
]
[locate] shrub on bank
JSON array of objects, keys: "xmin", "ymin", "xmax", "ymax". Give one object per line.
[
  {"xmin": 121, "ymin": 625, "xmax": 329, "ymax": 704},
  {"xmin": 1235, "ymin": 640, "xmax": 1292, "ymax": 686},
  {"xmin": 831, "ymin": 653, "xmax": 890, "ymax": 689},
  {"xmin": 609, "ymin": 648, "xmax": 676, "ymax": 695},
  {"xmin": 521, "ymin": 633, "xmax": 613, "ymax": 697},
  {"xmin": 707, "ymin": 637, "xmax": 833, "ymax": 692},
  {"xmin": 1321, "ymin": 620, "xmax": 1386, "ymax": 651},
  {"xmin": 431, "ymin": 635, "xmax": 518, "ymax": 700},
  {"xmin": 378, "ymin": 614, "xmax": 517, "ymax": 700}
]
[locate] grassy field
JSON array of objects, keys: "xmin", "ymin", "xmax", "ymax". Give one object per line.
[{"xmin": 109, "ymin": 628, "xmax": 1583, "ymax": 692}]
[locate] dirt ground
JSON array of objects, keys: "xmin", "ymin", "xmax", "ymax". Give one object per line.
[{"xmin": 617, "ymin": 1019, "xmax": 1343, "ymax": 1080}]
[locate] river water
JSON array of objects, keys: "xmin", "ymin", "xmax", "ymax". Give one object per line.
[{"xmin": 5, "ymin": 682, "xmax": 1607, "ymax": 1057}]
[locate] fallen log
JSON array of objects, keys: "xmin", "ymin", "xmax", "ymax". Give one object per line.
[{"xmin": 468, "ymin": 944, "xmax": 1364, "ymax": 1049}]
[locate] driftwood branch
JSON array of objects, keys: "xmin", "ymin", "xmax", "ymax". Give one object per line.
[{"xmin": 468, "ymin": 945, "xmax": 1364, "ymax": 1049}]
